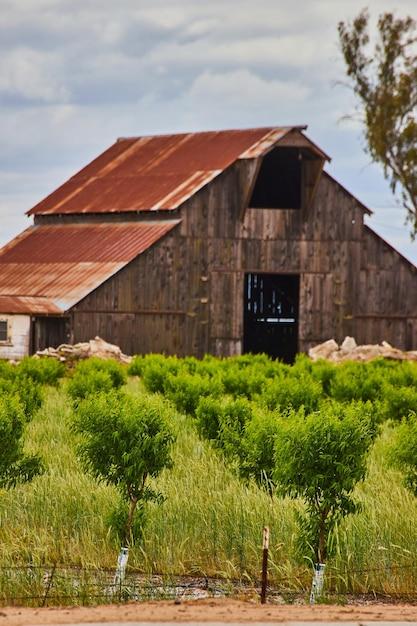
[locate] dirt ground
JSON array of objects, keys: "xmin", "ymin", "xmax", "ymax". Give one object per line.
[{"xmin": 3, "ymin": 598, "xmax": 417, "ymax": 625}]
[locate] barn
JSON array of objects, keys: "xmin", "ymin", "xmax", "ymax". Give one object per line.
[{"xmin": 0, "ymin": 125, "xmax": 416, "ymax": 362}]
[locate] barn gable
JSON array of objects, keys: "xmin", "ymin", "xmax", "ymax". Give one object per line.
[{"xmin": 28, "ymin": 127, "xmax": 328, "ymax": 218}]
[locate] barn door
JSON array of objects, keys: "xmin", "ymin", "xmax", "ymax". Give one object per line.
[
  {"xmin": 31, "ymin": 316, "xmax": 70, "ymax": 354},
  {"xmin": 243, "ymin": 273, "xmax": 299, "ymax": 363}
]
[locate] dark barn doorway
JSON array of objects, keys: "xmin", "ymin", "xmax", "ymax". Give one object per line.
[
  {"xmin": 31, "ymin": 316, "xmax": 70, "ymax": 354},
  {"xmin": 243, "ymin": 273, "xmax": 299, "ymax": 363}
]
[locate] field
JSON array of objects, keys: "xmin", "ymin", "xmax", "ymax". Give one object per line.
[{"xmin": 1, "ymin": 353, "xmax": 417, "ymax": 604}]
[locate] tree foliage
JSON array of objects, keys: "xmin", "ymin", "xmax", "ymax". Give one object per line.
[
  {"xmin": 0, "ymin": 395, "xmax": 43, "ymax": 489},
  {"xmin": 73, "ymin": 390, "xmax": 175, "ymax": 545},
  {"xmin": 338, "ymin": 10, "xmax": 417, "ymax": 236},
  {"xmin": 67, "ymin": 358, "xmax": 127, "ymax": 405},
  {"xmin": 390, "ymin": 412, "xmax": 417, "ymax": 494},
  {"xmin": 273, "ymin": 402, "xmax": 376, "ymax": 563}
]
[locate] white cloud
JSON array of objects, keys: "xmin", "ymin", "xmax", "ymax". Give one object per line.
[
  {"xmin": 0, "ymin": 48, "xmax": 69, "ymax": 103},
  {"xmin": 0, "ymin": 0, "xmax": 416, "ymax": 263},
  {"xmin": 145, "ymin": 34, "xmax": 332, "ymax": 71},
  {"xmin": 188, "ymin": 69, "xmax": 310, "ymax": 107}
]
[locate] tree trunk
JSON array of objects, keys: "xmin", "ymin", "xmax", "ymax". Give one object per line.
[
  {"xmin": 317, "ymin": 509, "xmax": 328, "ymax": 563},
  {"xmin": 125, "ymin": 496, "xmax": 138, "ymax": 546}
]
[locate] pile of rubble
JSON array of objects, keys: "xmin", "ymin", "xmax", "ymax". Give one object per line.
[
  {"xmin": 309, "ymin": 336, "xmax": 417, "ymax": 363},
  {"xmin": 36, "ymin": 336, "xmax": 132, "ymax": 364}
]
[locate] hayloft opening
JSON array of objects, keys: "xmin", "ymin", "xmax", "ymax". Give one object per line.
[
  {"xmin": 243, "ymin": 273, "xmax": 299, "ymax": 363},
  {"xmin": 250, "ymin": 147, "xmax": 302, "ymax": 209}
]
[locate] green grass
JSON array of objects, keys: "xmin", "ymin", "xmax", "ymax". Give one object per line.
[{"xmin": 1, "ymin": 373, "xmax": 417, "ymax": 597}]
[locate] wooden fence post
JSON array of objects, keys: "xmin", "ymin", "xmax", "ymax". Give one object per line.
[{"xmin": 260, "ymin": 526, "xmax": 269, "ymax": 604}]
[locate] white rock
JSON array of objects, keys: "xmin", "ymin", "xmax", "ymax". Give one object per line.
[
  {"xmin": 340, "ymin": 336, "xmax": 357, "ymax": 353},
  {"xmin": 308, "ymin": 339, "xmax": 339, "ymax": 361},
  {"xmin": 36, "ymin": 336, "xmax": 132, "ymax": 364}
]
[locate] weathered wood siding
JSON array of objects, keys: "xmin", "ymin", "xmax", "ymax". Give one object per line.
[
  {"xmin": 71, "ymin": 160, "xmax": 416, "ymax": 356},
  {"xmin": 71, "ymin": 226, "xmax": 209, "ymax": 356},
  {"xmin": 353, "ymin": 226, "xmax": 417, "ymax": 349}
]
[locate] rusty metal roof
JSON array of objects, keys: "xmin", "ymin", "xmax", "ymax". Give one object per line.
[
  {"xmin": 0, "ymin": 296, "xmax": 62, "ymax": 315},
  {"xmin": 0, "ymin": 221, "xmax": 179, "ymax": 314},
  {"xmin": 27, "ymin": 126, "xmax": 325, "ymax": 216}
]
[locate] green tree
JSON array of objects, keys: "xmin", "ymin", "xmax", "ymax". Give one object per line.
[
  {"xmin": 390, "ymin": 412, "xmax": 417, "ymax": 494},
  {"xmin": 0, "ymin": 395, "xmax": 43, "ymax": 489},
  {"xmin": 239, "ymin": 407, "xmax": 283, "ymax": 493},
  {"xmin": 67, "ymin": 358, "xmax": 127, "ymax": 406},
  {"xmin": 73, "ymin": 391, "xmax": 175, "ymax": 545},
  {"xmin": 338, "ymin": 10, "xmax": 417, "ymax": 236},
  {"xmin": 273, "ymin": 402, "xmax": 376, "ymax": 563}
]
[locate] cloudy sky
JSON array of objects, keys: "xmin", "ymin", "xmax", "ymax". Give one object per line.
[{"xmin": 1, "ymin": 0, "xmax": 416, "ymax": 263}]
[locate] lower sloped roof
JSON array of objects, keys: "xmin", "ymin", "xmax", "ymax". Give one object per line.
[{"xmin": 0, "ymin": 221, "xmax": 180, "ymax": 314}]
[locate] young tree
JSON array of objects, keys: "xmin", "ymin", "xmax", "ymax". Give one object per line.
[
  {"xmin": 0, "ymin": 395, "xmax": 43, "ymax": 489},
  {"xmin": 273, "ymin": 402, "xmax": 376, "ymax": 563},
  {"xmin": 73, "ymin": 390, "xmax": 175, "ymax": 545},
  {"xmin": 338, "ymin": 10, "xmax": 417, "ymax": 237},
  {"xmin": 390, "ymin": 412, "xmax": 417, "ymax": 494}
]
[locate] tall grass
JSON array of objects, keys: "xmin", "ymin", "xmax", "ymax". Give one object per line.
[
  {"xmin": 1, "ymin": 378, "xmax": 417, "ymax": 595},
  {"xmin": 0, "ymin": 387, "xmax": 117, "ymax": 566}
]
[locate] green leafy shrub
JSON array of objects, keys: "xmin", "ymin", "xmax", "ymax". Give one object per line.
[
  {"xmin": 309, "ymin": 360, "xmax": 337, "ymax": 395},
  {"xmin": 67, "ymin": 370, "xmax": 114, "ymax": 405},
  {"xmin": 239, "ymin": 407, "xmax": 283, "ymax": 491},
  {"xmin": 73, "ymin": 390, "xmax": 175, "ymax": 545},
  {"xmin": 0, "ymin": 360, "xmax": 16, "ymax": 381},
  {"xmin": 129, "ymin": 353, "xmax": 183, "ymax": 381},
  {"xmin": 383, "ymin": 361, "xmax": 417, "ymax": 388},
  {"xmin": 221, "ymin": 366, "xmax": 266, "ymax": 398},
  {"xmin": 165, "ymin": 372, "xmax": 223, "ymax": 415},
  {"xmin": 218, "ymin": 398, "xmax": 253, "ymax": 459},
  {"xmin": 73, "ymin": 358, "xmax": 127, "ymax": 388},
  {"xmin": 67, "ymin": 358, "xmax": 127, "ymax": 405},
  {"xmin": 381, "ymin": 384, "xmax": 417, "ymax": 421},
  {"xmin": 0, "ymin": 394, "xmax": 43, "ymax": 488},
  {"xmin": 329, "ymin": 362, "xmax": 385, "ymax": 403},
  {"xmin": 13, "ymin": 376, "xmax": 43, "ymax": 420},
  {"xmin": 17, "ymin": 357, "xmax": 65, "ymax": 386},
  {"xmin": 195, "ymin": 396, "xmax": 222, "ymax": 442},
  {"xmin": 190, "ymin": 356, "xmax": 223, "ymax": 378},
  {"xmin": 0, "ymin": 376, "xmax": 43, "ymax": 421},
  {"xmin": 181, "ymin": 356, "xmax": 201, "ymax": 374},
  {"xmin": 196, "ymin": 396, "xmax": 253, "ymax": 462},
  {"xmin": 127, "ymin": 355, "xmax": 146, "ymax": 377},
  {"xmin": 262, "ymin": 375, "xmax": 322, "ymax": 413},
  {"xmin": 390, "ymin": 412, "xmax": 417, "ymax": 494},
  {"xmin": 141, "ymin": 356, "xmax": 181, "ymax": 393},
  {"xmin": 229, "ymin": 353, "xmax": 273, "ymax": 368}
]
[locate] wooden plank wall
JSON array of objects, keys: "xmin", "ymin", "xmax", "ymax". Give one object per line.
[
  {"xmin": 71, "ymin": 226, "xmax": 209, "ymax": 356},
  {"xmin": 177, "ymin": 164, "xmax": 368, "ymax": 356},
  {"xmin": 354, "ymin": 226, "xmax": 417, "ymax": 349},
  {"xmin": 71, "ymin": 160, "xmax": 417, "ymax": 357}
]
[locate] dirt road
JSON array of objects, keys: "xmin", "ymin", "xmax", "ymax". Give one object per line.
[{"xmin": 3, "ymin": 598, "xmax": 417, "ymax": 625}]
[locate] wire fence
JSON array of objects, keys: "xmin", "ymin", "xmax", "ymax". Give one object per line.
[
  {"xmin": 0, "ymin": 565, "xmax": 248, "ymax": 607},
  {"xmin": 2, "ymin": 562, "xmax": 417, "ymax": 606}
]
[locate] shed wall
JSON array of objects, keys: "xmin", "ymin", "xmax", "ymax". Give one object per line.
[{"xmin": 0, "ymin": 314, "xmax": 31, "ymax": 360}]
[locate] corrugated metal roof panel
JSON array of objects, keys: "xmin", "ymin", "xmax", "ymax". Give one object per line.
[
  {"xmin": 0, "ymin": 296, "xmax": 62, "ymax": 315},
  {"xmin": 0, "ymin": 222, "xmax": 179, "ymax": 264},
  {"xmin": 0, "ymin": 221, "xmax": 180, "ymax": 313},
  {"xmin": 27, "ymin": 126, "xmax": 315, "ymax": 216},
  {"xmin": 239, "ymin": 128, "xmax": 296, "ymax": 158}
]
